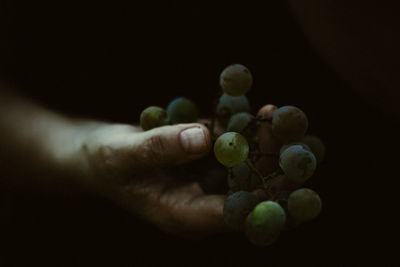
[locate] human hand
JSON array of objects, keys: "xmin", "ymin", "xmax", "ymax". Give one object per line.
[{"xmin": 77, "ymin": 105, "xmax": 296, "ymax": 238}]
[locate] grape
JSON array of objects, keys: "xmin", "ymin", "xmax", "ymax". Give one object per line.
[
  {"xmin": 279, "ymin": 145, "xmax": 317, "ymax": 183},
  {"xmin": 223, "ymin": 191, "xmax": 259, "ymax": 231},
  {"xmin": 301, "ymin": 135, "xmax": 326, "ymax": 163},
  {"xmin": 245, "ymin": 212, "xmax": 280, "ymax": 246},
  {"xmin": 216, "ymin": 93, "xmax": 251, "ymax": 126},
  {"xmin": 140, "ymin": 106, "xmax": 169, "ymax": 131},
  {"xmin": 227, "ymin": 112, "xmax": 256, "ymax": 141},
  {"xmin": 219, "ymin": 64, "xmax": 253, "ymax": 96},
  {"xmin": 214, "ymin": 132, "xmax": 249, "ymax": 167},
  {"xmin": 288, "ymin": 188, "xmax": 321, "ymax": 222},
  {"xmin": 167, "ymin": 97, "xmax": 198, "ymax": 124},
  {"xmin": 251, "ymin": 201, "xmax": 286, "ymax": 237},
  {"xmin": 279, "ymin": 142, "xmax": 311, "ymax": 155},
  {"xmin": 272, "ymin": 106, "xmax": 308, "ymax": 143},
  {"xmin": 228, "ymin": 162, "xmax": 262, "ymax": 192}
]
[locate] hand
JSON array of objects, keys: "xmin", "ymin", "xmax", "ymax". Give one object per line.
[
  {"xmin": 77, "ymin": 105, "xmax": 294, "ymax": 238},
  {"xmin": 81, "ymin": 122, "xmax": 226, "ymax": 238}
]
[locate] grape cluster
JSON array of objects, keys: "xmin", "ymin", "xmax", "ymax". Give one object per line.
[{"xmin": 140, "ymin": 64, "xmax": 325, "ymax": 246}]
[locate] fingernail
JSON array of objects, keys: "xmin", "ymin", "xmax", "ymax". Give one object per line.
[{"xmin": 179, "ymin": 127, "xmax": 207, "ymax": 154}]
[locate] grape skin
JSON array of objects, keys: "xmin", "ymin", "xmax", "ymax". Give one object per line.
[
  {"xmin": 272, "ymin": 106, "xmax": 308, "ymax": 143},
  {"xmin": 279, "ymin": 142, "xmax": 311, "ymax": 155},
  {"xmin": 251, "ymin": 201, "xmax": 286, "ymax": 237},
  {"xmin": 227, "ymin": 112, "xmax": 256, "ymax": 140},
  {"xmin": 219, "ymin": 64, "xmax": 253, "ymax": 96},
  {"xmin": 214, "ymin": 132, "xmax": 249, "ymax": 167},
  {"xmin": 223, "ymin": 191, "xmax": 260, "ymax": 231},
  {"xmin": 245, "ymin": 212, "xmax": 280, "ymax": 246},
  {"xmin": 288, "ymin": 188, "xmax": 322, "ymax": 222},
  {"xmin": 279, "ymin": 145, "xmax": 317, "ymax": 183},
  {"xmin": 228, "ymin": 162, "xmax": 262, "ymax": 192},
  {"xmin": 216, "ymin": 93, "xmax": 251, "ymax": 126},
  {"xmin": 166, "ymin": 97, "xmax": 198, "ymax": 124},
  {"xmin": 140, "ymin": 106, "xmax": 169, "ymax": 131},
  {"xmin": 301, "ymin": 135, "xmax": 326, "ymax": 163}
]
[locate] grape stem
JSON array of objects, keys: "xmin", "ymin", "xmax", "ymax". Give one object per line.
[{"xmin": 245, "ymin": 159, "xmax": 267, "ymax": 188}]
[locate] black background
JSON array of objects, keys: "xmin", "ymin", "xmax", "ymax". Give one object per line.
[{"xmin": 1, "ymin": 0, "xmax": 398, "ymax": 266}]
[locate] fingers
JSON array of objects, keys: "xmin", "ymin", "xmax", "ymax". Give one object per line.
[
  {"xmin": 130, "ymin": 123, "xmax": 212, "ymax": 168},
  {"xmin": 255, "ymin": 104, "xmax": 282, "ymax": 175}
]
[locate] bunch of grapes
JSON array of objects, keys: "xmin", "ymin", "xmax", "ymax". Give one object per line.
[{"xmin": 140, "ymin": 64, "xmax": 325, "ymax": 246}]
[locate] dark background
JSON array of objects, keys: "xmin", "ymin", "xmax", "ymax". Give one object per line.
[{"xmin": 0, "ymin": 0, "xmax": 398, "ymax": 266}]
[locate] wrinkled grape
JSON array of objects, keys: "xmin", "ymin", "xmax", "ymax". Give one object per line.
[
  {"xmin": 219, "ymin": 64, "xmax": 252, "ymax": 96},
  {"xmin": 279, "ymin": 145, "xmax": 317, "ymax": 183}
]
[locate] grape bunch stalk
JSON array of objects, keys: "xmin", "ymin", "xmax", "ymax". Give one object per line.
[{"xmin": 140, "ymin": 64, "xmax": 325, "ymax": 246}]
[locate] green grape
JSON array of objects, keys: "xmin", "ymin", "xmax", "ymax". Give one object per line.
[
  {"xmin": 219, "ymin": 64, "xmax": 253, "ymax": 96},
  {"xmin": 272, "ymin": 106, "xmax": 308, "ymax": 143},
  {"xmin": 216, "ymin": 93, "xmax": 251, "ymax": 126},
  {"xmin": 167, "ymin": 97, "xmax": 198, "ymax": 124},
  {"xmin": 245, "ymin": 212, "xmax": 280, "ymax": 246},
  {"xmin": 228, "ymin": 162, "xmax": 262, "ymax": 192},
  {"xmin": 280, "ymin": 142, "xmax": 311, "ymax": 155},
  {"xmin": 301, "ymin": 135, "xmax": 326, "ymax": 164},
  {"xmin": 251, "ymin": 201, "xmax": 286, "ymax": 237},
  {"xmin": 279, "ymin": 145, "xmax": 317, "ymax": 183},
  {"xmin": 140, "ymin": 106, "xmax": 169, "ymax": 131},
  {"xmin": 223, "ymin": 191, "xmax": 259, "ymax": 231},
  {"xmin": 227, "ymin": 112, "xmax": 256, "ymax": 141},
  {"xmin": 214, "ymin": 132, "xmax": 249, "ymax": 167},
  {"xmin": 288, "ymin": 188, "xmax": 322, "ymax": 222}
]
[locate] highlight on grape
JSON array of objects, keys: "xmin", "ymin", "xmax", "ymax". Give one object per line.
[{"xmin": 139, "ymin": 64, "xmax": 325, "ymax": 246}]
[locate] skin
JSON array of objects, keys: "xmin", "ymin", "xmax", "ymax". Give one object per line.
[{"xmin": 0, "ymin": 86, "xmax": 285, "ymax": 239}]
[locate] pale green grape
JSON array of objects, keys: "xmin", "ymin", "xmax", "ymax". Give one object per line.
[
  {"xmin": 140, "ymin": 106, "xmax": 169, "ymax": 131},
  {"xmin": 251, "ymin": 201, "xmax": 286, "ymax": 239},
  {"xmin": 272, "ymin": 106, "xmax": 308, "ymax": 143},
  {"xmin": 167, "ymin": 97, "xmax": 198, "ymax": 124},
  {"xmin": 219, "ymin": 64, "xmax": 252, "ymax": 96},
  {"xmin": 216, "ymin": 93, "xmax": 250, "ymax": 126},
  {"xmin": 279, "ymin": 145, "xmax": 317, "ymax": 183},
  {"xmin": 245, "ymin": 212, "xmax": 280, "ymax": 246},
  {"xmin": 288, "ymin": 188, "xmax": 322, "ymax": 222},
  {"xmin": 214, "ymin": 132, "xmax": 249, "ymax": 167},
  {"xmin": 223, "ymin": 191, "xmax": 259, "ymax": 231},
  {"xmin": 301, "ymin": 135, "xmax": 326, "ymax": 163}
]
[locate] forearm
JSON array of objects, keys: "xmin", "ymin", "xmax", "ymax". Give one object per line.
[{"xmin": 0, "ymin": 87, "xmax": 99, "ymax": 191}]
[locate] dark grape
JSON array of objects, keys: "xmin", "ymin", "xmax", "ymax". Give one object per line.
[
  {"xmin": 301, "ymin": 135, "xmax": 326, "ymax": 163},
  {"xmin": 228, "ymin": 162, "xmax": 262, "ymax": 192},
  {"xmin": 140, "ymin": 106, "xmax": 169, "ymax": 131},
  {"xmin": 216, "ymin": 93, "xmax": 251, "ymax": 126},
  {"xmin": 223, "ymin": 191, "xmax": 260, "ymax": 231},
  {"xmin": 219, "ymin": 64, "xmax": 253, "ymax": 96},
  {"xmin": 227, "ymin": 112, "xmax": 256, "ymax": 141},
  {"xmin": 272, "ymin": 106, "xmax": 308, "ymax": 143},
  {"xmin": 288, "ymin": 188, "xmax": 322, "ymax": 222},
  {"xmin": 167, "ymin": 97, "xmax": 198, "ymax": 124},
  {"xmin": 279, "ymin": 142, "xmax": 311, "ymax": 155},
  {"xmin": 279, "ymin": 145, "xmax": 317, "ymax": 183}
]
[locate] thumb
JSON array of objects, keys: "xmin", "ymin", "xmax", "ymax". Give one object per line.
[{"xmin": 133, "ymin": 123, "xmax": 212, "ymax": 167}]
